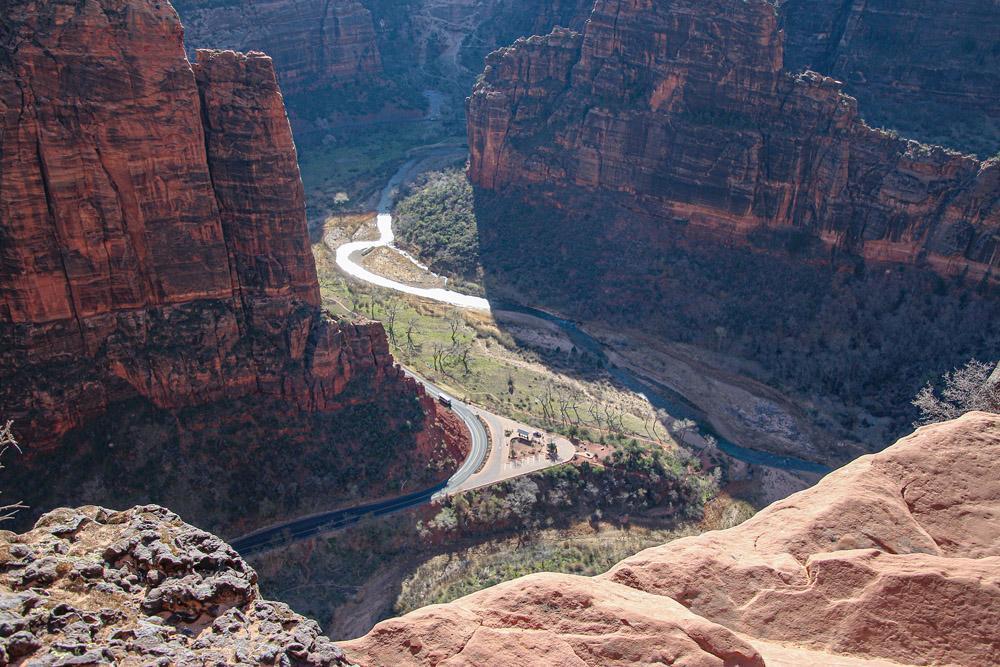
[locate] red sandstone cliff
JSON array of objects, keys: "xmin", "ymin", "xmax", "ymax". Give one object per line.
[
  {"xmin": 467, "ymin": 0, "xmax": 999, "ymax": 284},
  {"xmin": 0, "ymin": 0, "xmax": 465, "ymax": 534},
  {"xmin": 176, "ymin": 0, "xmax": 382, "ymax": 97},
  {"xmin": 344, "ymin": 411, "xmax": 1000, "ymax": 666}
]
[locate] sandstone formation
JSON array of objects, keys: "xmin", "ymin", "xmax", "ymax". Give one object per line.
[
  {"xmin": 0, "ymin": 0, "xmax": 464, "ymax": 534},
  {"xmin": 0, "ymin": 505, "xmax": 351, "ymax": 665},
  {"xmin": 176, "ymin": 0, "xmax": 382, "ymax": 97},
  {"xmin": 344, "ymin": 411, "xmax": 1000, "ymax": 666},
  {"xmin": 467, "ymin": 0, "xmax": 999, "ymax": 284},
  {"xmin": 777, "ymin": 0, "xmax": 1000, "ymax": 157}
]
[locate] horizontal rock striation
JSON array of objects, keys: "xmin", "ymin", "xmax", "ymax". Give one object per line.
[
  {"xmin": 344, "ymin": 411, "xmax": 1000, "ymax": 666},
  {"xmin": 0, "ymin": 505, "xmax": 352, "ymax": 665},
  {"xmin": 776, "ymin": 0, "xmax": 1000, "ymax": 157},
  {"xmin": 467, "ymin": 0, "xmax": 999, "ymax": 284},
  {"xmin": 0, "ymin": 0, "xmax": 464, "ymax": 533},
  {"xmin": 175, "ymin": 0, "xmax": 382, "ymax": 96}
]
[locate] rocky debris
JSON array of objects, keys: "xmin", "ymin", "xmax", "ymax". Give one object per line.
[
  {"xmin": 466, "ymin": 0, "xmax": 999, "ymax": 285},
  {"xmin": 0, "ymin": 505, "xmax": 353, "ymax": 666},
  {"xmin": 343, "ymin": 412, "xmax": 1000, "ymax": 666}
]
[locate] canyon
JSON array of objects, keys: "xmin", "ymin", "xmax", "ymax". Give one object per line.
[
  {"xmin": 0, "ymin": 0, "xmax": 465, "ymax": 536},
  {"xmin": 467, "ymin": 0, "xmax": 999, "ymax": 280},
  {"xmin": 171, "ymin": 1, "xmax": 1000, "ymax": 155},
  {"xmin": 465, "ymin": 0, "xmax": 1000, "ymax": 456},
  {"xmin": 172, "ymin": 0, "xmax": 599, "ymax": 142},
  {"xmin": 176, "ymin": 0, "xmax": 383, "ymax": 97},
  {"xmin": 1, "ymin": 0, "xmax": 997, "ymax": 662}
]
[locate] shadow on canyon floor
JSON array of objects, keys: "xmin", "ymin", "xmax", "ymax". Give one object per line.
[{"xmin": 472, "ymin": 188, "xmax": 1000, "ymax": 464}]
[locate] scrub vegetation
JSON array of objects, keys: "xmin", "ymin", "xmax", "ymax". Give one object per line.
[{"xmin": 394, "ymin": 168, "xmax": 483, "ymax": 281}]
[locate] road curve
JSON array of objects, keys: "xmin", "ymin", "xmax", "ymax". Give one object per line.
[
  {"xmin": 334, "ymin": 157, "xmax": 491, "ymax": 311},
  {"xmin": 407, "ymin": 370, "xmax": 490, "ymax": 495},
  {"xmin": 335, "ymin": 215, "xmax": 490, "ymax": 310},
  {"xmin": 230, "ymin": 375, "xmax": 488, "ymax": 556}
]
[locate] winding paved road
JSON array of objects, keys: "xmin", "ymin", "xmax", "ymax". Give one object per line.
[
  {"xmin": 231, "ymin": 380, "xmax": 489, "ymax": 556},
  {"xmin": 234, "ymin": 155, "xmax": 829, "ymax": 556},
  {"xmin": 334, "ymin": 158, "xmax": 491, "ymax": 311}
]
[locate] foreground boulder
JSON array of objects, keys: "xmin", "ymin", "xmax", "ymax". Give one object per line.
[
  {"xmin": 0, "ymin": 505, "xmax": 351, "ymax": 665},
  {"xmin": 343, "ymin": 412, "xmax": 1000, "ymax": 666}
]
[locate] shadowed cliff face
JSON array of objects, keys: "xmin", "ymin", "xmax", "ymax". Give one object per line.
[
  {"xmin": 777, "ymin": 0, "xmax": 1000, "ymax": 157},
  {"xmin": 467, "ymin": 0, "xmax": 999, "ymax": 280},
  {"xmin": 0, "ymin": 0, "xmax": 465, "ymax": 534},
  {"xmin": 465, "ymin": 0, "xmax": 1000, "ymax": 446},
  {"xmin": 343, "ymin": 412, "xmax": 1000, "ymax": 666}
]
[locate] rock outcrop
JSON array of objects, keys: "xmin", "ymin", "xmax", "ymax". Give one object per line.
[
  {"xmin": 176, "ymin": 0, "xmax": 382, "ymax": 97},
  {"xmin": 777, "ymin": 0, "xmax": 1000, "ymax": 157},
  {"xmin": 0, "ymin": 0, "xmax": 465, "ymax": 534},
  {"xmin": 0, "ymin": 505, "xmax": 352, "ymax": 665},
  {"xmin": 467, "ymin": 0, "xmax": 999, "ymax": 284},
  {"xmin": 343, "ymin": 411, "xmax": 1000, "ymax": 666}
]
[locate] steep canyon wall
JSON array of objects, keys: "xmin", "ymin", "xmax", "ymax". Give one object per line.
[
  {"xmin": 0, "ymin": 0, "xmax": 463, "ymax": 534},
  {"xmin": 465, "ymin": 0, "xmax": 1000, "ymax": 447}
]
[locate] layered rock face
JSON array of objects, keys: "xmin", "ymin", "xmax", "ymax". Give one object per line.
[
  {"xmin": 457, "ymin": 0, "xmax": 595, "ymax": 72},
  {"xmin": 0, "ymin": 0, "xmax": 463, "ymax": 533},
  {"xmin": 0, "ymin": 505, "xmax": 351, "ymax": 665},
  {"xmin": 176, "ymin": 0, "xmax": 382, "ymax": 96},
  {"xmin": 465, "ymin": 0, "xmax": 999, "ymax": 446},
  {"xmin": 344, "ymin": 411, "xmax": 1000, "ymax": 666},
  {"xmin": 777, "ymin": 0, "xmax": 1000, "ymax": 157},
  {"xmin": 467, "ymin": 0, "xmax": 999, "ymax": 283}
]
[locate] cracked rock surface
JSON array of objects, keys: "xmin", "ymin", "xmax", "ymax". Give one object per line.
[{"xmin": 0, "ymin": 505, "xmax": 352, "ymax": 666}]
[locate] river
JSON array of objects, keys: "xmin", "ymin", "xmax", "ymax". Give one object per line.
[{"xmin": 334, "ymin": 164, "xmax": 830, "ymax": 474}]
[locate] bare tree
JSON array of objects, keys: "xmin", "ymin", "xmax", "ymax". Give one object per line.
[
  {"xmin": 603, "ymin": 404, "xmax": 625, "ymax": 434},
  {"xmin": 587, "ymin": 402, "xmax": 604, "ymax": 429},
  {"xmin": 384, "ymin": 301, "xmax": 400, "ymax": 347},
  {"xmin": 405, "ymin": 317, "xmax": 418, "ymax": 354},
  {"xmin": 670, "ymin": 418, "xmax": 698, "ymax": 445},
  {"xmin": 455, "ymin": 341, "xmax": 472, "ymax": 375},
  {"xmin": 447, "ymin": 311, "xmax": 462, "ymax": 346},
  {"xmin": 643, "ymin": 408, "xmax": 664, "ymax": 444},
  {"xmin": 0, "ymin": 421, "xmax": 25, "ymax": 523},
  {"xmin": 556, "ymin": 387, "xmax": 573, "ymax": 426},
  {"xmin": 567, "ymin": 390, "xmax": 584, "ymax": 425},
  {"xmin": 431, "ymin": 343, "xmax": 448, "ymax": 373},
  {"xmin": 912, "ymin": 359, "xmax": 1000, "ymax": 425}
]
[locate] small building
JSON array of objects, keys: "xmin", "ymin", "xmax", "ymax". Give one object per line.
[{"xmin": 514, "ymin": 428, "xmax": 532, "ymax": 443}]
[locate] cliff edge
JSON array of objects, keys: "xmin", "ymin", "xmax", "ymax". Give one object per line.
[
  {"xmin": 344, "ymin": 412, "xmax": 1000, "ymax": 666},
  {"xmin": 0, "ymin": 505, "xmax": 352, "ymax": 665}
]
